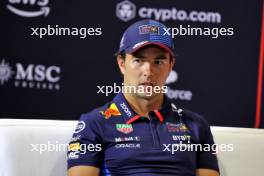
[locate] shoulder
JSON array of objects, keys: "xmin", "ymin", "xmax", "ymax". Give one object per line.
[
  {"xmin": 182, "ymin": 108, "xmax": 210, "ymax": 128},
  {"xmin": 78, "ymin": 102, "xmax": 111, "ymax": 124},
  {"xmin": 181, "ymin": 109, "xmax": 214, "ymax": 142},
  {"xmin": 73, "ymin": 102, "xmax": 112, "ymax": 137}
]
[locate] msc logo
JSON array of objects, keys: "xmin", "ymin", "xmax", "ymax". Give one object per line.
[
  {"xmin": 0, "ymin": 59, "xmax": 13, "ymax": 85},
  {"xmin": 0, "ymin": 59, "xmax": 61, "ymax": 90},
  {"xmin": 116, "ymin": 0, "xmax": 136, "ymax": 22},
  {"xmin": 16, "ymin": 64, "xmax": 60, "ymax": 82},
  {"xmin": 6, "ymin": 0, "xmax": 50, "ymax": 18}
]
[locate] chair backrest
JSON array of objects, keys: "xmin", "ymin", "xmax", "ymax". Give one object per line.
[
  {"xmin": 211, "ymin": 126, "xmax": 264, "ymax": 176},
  {"xmin": 0, "ymin": 119, "xmax": 77, "ymax": 176},
  {"xmin": 0, "ymin": 119, "xmax": 264, "ymax": 176}
]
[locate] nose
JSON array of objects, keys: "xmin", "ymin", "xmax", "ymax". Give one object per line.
[{"xmin": 142, "ymin": 61, "xmax": 153, "ymax": 77}]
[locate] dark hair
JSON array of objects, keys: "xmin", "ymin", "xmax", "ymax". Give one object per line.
[
  {"xmin": 119, "ymin": 50, "xmax": 126, "ymax": 60},
  {"xmin": 114, "ymin": 50, "xmax": 126, "ymax": 60}
]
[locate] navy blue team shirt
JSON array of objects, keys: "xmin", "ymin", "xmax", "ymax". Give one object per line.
[{"xmin": 67, "ymin": 93, "xmax": 219, "ymax": 176}]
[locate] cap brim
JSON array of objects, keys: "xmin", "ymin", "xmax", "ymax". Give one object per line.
[{"xmin": 126, "ymin": 42, "xmax": 175, "ymax": 57}]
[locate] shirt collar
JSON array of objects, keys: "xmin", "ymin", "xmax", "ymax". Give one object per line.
[{"xmin": 113, "ymin": 93, "xmax": 172, "ymax": 124}]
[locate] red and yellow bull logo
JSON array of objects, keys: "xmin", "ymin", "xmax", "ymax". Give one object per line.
[
  {"xmin": 69, "ymin": 143, "xmax": 80, "ymax": 151},
  {"xmin": 139, "ymin": 25, "xmax": 159, "ymax": 35},
  {"xmin": 166, "ymin": 122, "xmax": 189, "ymax": 133},
  {"xmin": 100, "ymin": 103, "xmax": 121, "ymax": 119}
]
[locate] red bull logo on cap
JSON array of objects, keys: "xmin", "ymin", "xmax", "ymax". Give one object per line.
[{"xmin": 139, "ymin": 25, "xmax": 159, "ymax": 35}]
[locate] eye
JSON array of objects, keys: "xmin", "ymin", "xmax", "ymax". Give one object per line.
[
  {"xmin": 154, "ymin": 59, "xmax": 165, "ymax": 65},
  {"xmin": 133, "ymin": 58, "xmax": 141, "ymax": 63}
]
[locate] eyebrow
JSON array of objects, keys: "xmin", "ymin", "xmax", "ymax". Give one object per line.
[
  {"xmin": 155, "ymin": 54, "xmax": 167, "ymax": 60},
  {"xmin": 133, "ymin": 53, "xmax": 167, "ymax": 60}
]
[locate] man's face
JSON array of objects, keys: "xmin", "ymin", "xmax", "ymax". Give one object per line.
[{"xmin": 117, "ymin": 45, "xmax": 175, "ymax": 99}]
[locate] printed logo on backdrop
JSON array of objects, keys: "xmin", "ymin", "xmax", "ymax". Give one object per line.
[
  {"xmin": 116, "ymin": 0, "xmax": 136, "ymax": 22},
  {"xmin": 0, "ymin": 59, "xmax": 60, "ymax": 90},
  {"xmin": 165, "ymin": 70, "xmax": 193, "ymax": 101},
  {"xmin": 0, "ymin": 60, "xmax": 13, "ymax": 85},
  {"xmin": 6, "ymin": 0, "xmax": 50, "ymax": 18},
  {"xmin": 115, "ymin": 0, "xmax": 221, "ymax": 23}
]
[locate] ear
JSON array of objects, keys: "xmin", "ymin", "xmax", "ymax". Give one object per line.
[{"xmin": 117, "ymin": 55, "xmax": 126, "ymax": 75}]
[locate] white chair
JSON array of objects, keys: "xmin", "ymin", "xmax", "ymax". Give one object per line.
[
  {"xmin": 0, "ymin": 119, "xmax": 264, "ymax": 176},
  {"xmin": 0, "ymin": 119, "xmax": 77, "ymax": 176}
]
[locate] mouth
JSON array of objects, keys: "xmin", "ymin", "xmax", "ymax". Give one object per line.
[{"xmin": 139, "ymin": 82, "xmax": 154, "ymax": 86}]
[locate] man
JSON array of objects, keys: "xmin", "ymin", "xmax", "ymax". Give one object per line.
[{"xmin": 67, "ymin": 19, "xmax": 220, "ymax": 176}]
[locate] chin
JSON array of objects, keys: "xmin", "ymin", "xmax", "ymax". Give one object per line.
[{"xmin": 135, "ymin": 92, "xmax": 157, "ymax": 100}]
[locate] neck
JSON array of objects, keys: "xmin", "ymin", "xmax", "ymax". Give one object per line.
[{"xmin": 123, "ymin": 92, "xmax": 164, "ymax": 117}]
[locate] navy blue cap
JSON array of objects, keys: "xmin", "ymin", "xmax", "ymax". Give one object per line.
[{"xmin": 118, "ymin": 19, "xmax": 175, "ymax": 56}]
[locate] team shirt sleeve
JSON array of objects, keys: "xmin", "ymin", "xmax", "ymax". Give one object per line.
[
  {"xmin": 196, "ymin": 117, "xmax": 220, "ymax": 172},
  {"xmin": 67, "ymin": 113, "xmax": 104, "ymax": 169}
]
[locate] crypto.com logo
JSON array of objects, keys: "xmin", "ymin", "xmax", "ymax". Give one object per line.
[
  {"xmin": 0, "ymin": 59, "xmax": 61, "ymax": 90},
  {"xmin": 116, "ymin": 0, "xmax": 136, "ymax": 22},
  {"xmin": 6, "ymin": 0, "xmax": 50, "ymax": 18},
  {"xmin": 116, "ymin": 0, "xmax": 221, "ymax": 23}
]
